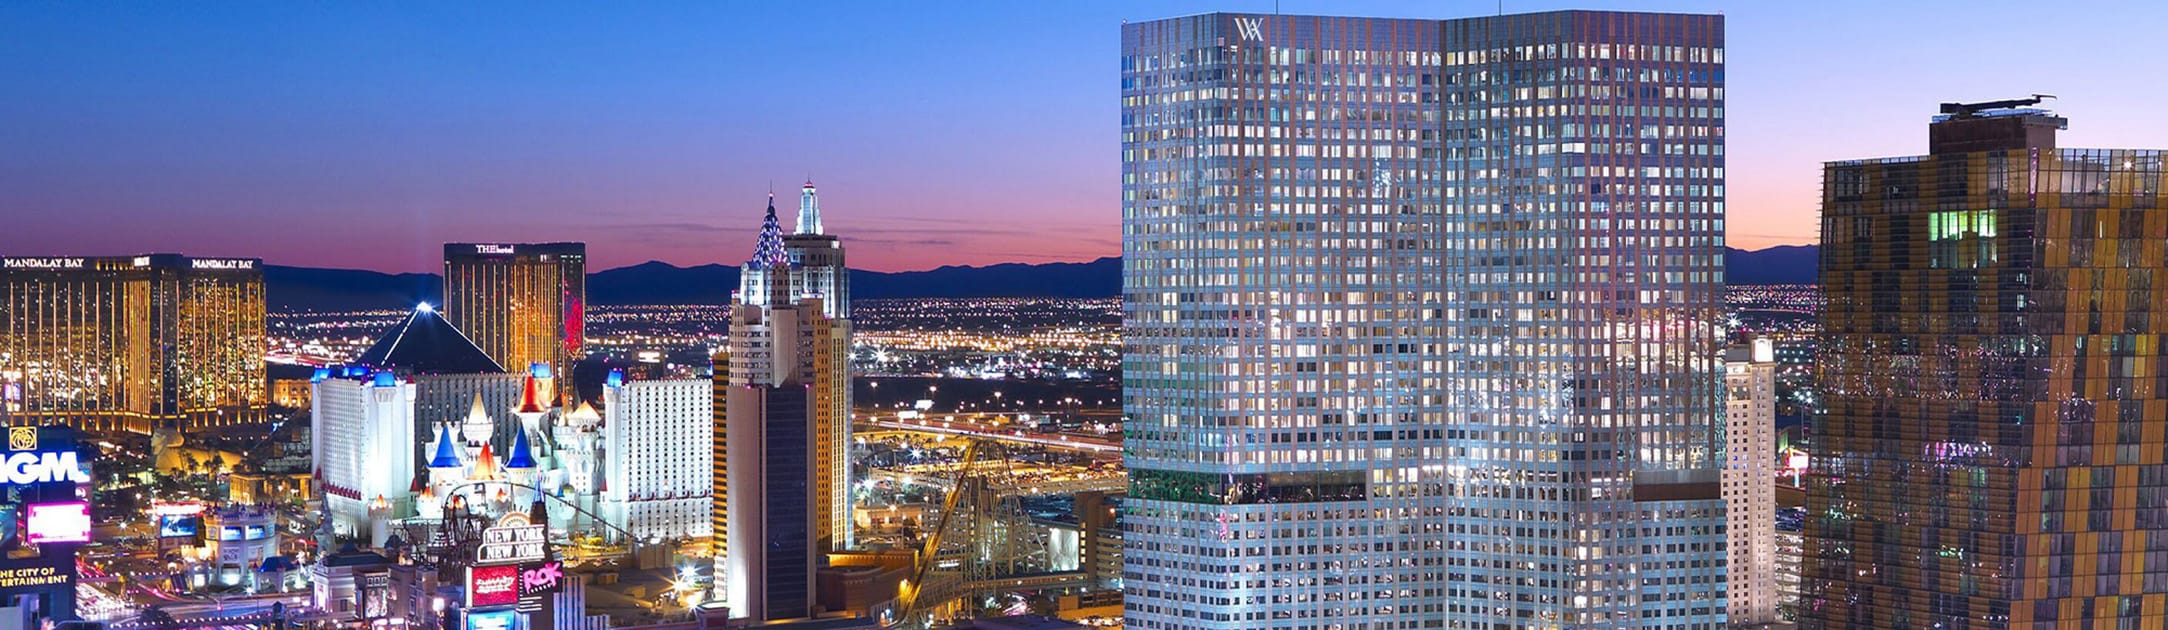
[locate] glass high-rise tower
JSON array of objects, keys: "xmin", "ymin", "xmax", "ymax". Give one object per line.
[
  {"xmin": 0, "ymin": 254, "xmax": 267, "ymax": 434},
  {"xmin": 1805, "ymin": 102, "xmax": 2168, "ymax": 628},
  {"xmin": 442, "ymin": 242, "xmax": 586, "ymax": 386},
  {"xmin": 1122, "ymin": 11, "xmax": 1727, "ymax": 629}
]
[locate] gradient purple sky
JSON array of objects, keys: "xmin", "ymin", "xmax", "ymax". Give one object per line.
[{"xmin": 5, "ymin": 1, "xmax": 2167, "ymax": 273}]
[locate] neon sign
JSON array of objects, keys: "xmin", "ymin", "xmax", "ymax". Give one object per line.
[
  {"xmin": 519, "ymin": 561, "xmax": 563, "ymax": 596},
  {"xmin": 467, "ymin": 565, "xmax": 519, "ymax": 607},
  {"xmin": 189, "ymin": 259, "xmax": 256, "ymax": 270},
  {"xmin": 475, "ymin": 245, "xmax": 517, "ymax": 255},
  {"xmin": 0, "ymin": 258, "xmax": 83, "ymax": 270},
  {"xmin": 477, "ymin": 513, "xmax": 546, "ymax": 564},
  {"xmin": 0, "ymin": 452, "xmax": 90, "ymax": 485},
  {"xmin": 25, "ymin": 503, "xmax": 89, "ymax": 544}
]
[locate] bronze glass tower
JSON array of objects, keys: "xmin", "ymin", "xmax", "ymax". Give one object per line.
[
  {"xmin": 441, "ymin": 242, "xmax": 586, "ymax": 383},
  {"xmin": 0, "ymin": 254, "xmax": 265, "ymax": 433},
  {"xmin": 1806, "ymin": 102, "xmax": 2168, "ymax": 628}
]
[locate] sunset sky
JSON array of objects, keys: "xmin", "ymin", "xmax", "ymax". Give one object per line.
[{"xmin": 6, "ymin": 1, "xmax": 2166, "ymax": 272}]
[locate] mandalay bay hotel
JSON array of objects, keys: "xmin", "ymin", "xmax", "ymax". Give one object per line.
[{"xmin": 1122, "ymin": 10, "xmax": 1728, "ymax": 630}]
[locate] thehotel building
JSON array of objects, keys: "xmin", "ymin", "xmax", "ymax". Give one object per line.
[
  {"xmin": 442, "ymin": 242, "xmax": 586, "ymax": 387},
  {"xmin": 1806, "ymin": 102, "xmax": 2168, "ymax": 627},
  {"xmin": 0, "ymin": 254, "xmax": 266, "ymax": 433},
  {"xmin": 1122, "ymin": 11, "xmax": 1727, "ymax": 629}
]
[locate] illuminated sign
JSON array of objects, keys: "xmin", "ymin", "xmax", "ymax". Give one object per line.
[
  {"xmin": 189, "ymin": 259, "xmax": 256, "ymax": 270},
  {"xmin": 0, "ymin": 259, "xmax": 84, "ymax": 270},
  {"xmin": 7, "ymin": 428, "xmax": 34, "ymax": 452},
  {"xmin": 0, "ymin": 452, "xmax": 90, "ymax": 485},
  {"xmin": 0, "ymin": 563, "xmax": 70, "ymax": 589},
  {"xmin": 25, "ymin": 503, "xmax": 89, "ymax": 544},
  {"xmin": 467, "ymin": 565, "xmax": 520, "ymax": 607},
  {"xmin": 518, "ymin": 561, "xmax": 563, "ymax": 597},
  {"xmin": 156, "ymin": 515, "xmax": 199, "ymax": 539},
  {"xmin": 1234, "ymin": 16, "xmax": 1264, "ymax": 42},
  {"xmin": 132, "ymin": 257, "xmax": 151, "ymax": 267},
  {"xmin": 465, "ymin": 608, "xmax": 518, "ymax": 630},
  {"xmin": 475, "ymin": 244, "xmax": 518, "ymax": 255},
  {"xmin": 150, "ymin": 501, "xmax": 205, "ymax": 516},
  {"xmin": 477, "ymin": 513, "xmax": 546, "ymax": 565},
  {"xmin": 245, "ymin": 525, "xmax": 268, "ymax": 540}
]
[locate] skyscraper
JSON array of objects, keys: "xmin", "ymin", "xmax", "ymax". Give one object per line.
[
  {"xmin": 0, "ymin": 254, "xmax": 266, "ymax": 433},
  {"xmin": 442, "ymin": 242, "xmax": 586, "ymax": 389},
  {"xmin": 713, "ymin": 196, "xmax": 849, "ymax": 622},
  {"xmin": 1806, "ymin": 100, "xmax": 2168, "ymax": 627},
  {"xmin": 784, "ymin": 180, "xmax": 853, "ymax": 549},
  {"xmin": 1724, "ymin": 339, "xmax": 1778, "ymax": 625},
  {"xmin": 1122, "ymin": 11, "xmax": 1727, "ymax": 629}
]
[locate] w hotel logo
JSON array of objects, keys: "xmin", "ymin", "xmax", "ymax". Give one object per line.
[
  {"xmin": 8, "ymin": 427, "xmax": 35, "ymax": 452},
  {"xmin": 1234, "ymin": 17, "xmax": 1263, "ymax": 42}
]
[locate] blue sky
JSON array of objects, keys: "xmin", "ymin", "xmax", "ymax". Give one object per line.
[{"xmin": 4, "ymin": 1, "xmax": 2164, "ymax": 271}]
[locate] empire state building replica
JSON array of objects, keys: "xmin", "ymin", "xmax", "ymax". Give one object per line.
[{"xmin": 713, "ymin": 183, "xmax": 851, "ymax": 622}]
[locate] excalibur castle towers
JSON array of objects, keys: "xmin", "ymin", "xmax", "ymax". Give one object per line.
[{"xmin": 1122, "ymin": 11, "xmax": 1727, "ymax": 629}]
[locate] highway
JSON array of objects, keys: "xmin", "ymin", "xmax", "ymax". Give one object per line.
[{"xmin": 859, "ymin": 418, "xmax": 1119, "ymax": 455}]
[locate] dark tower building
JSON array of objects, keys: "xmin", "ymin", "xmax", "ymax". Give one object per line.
[{"xmin": 1806, "ymin": 99, "xmax": 2168, "ymax": 627}]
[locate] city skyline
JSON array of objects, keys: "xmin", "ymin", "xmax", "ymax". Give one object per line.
[{"xmin": 8, "ymin": 1, "xmax": 2168, "ymax": 273}]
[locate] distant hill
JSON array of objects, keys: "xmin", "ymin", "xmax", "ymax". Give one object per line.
[
  {"xmin": 266, "ymin": 257, "xmax": 1122, "ymax": 311},
  {"xmin": 267, "ymin": 247, "xmax": 1815, "ymax": 311},
  {"xmin": 1725, "ymin": 245, "xmax": 1819, "ymax": 284},
  {"xmin": 264, "ymin": 265, "xmax": 441, "ymax": 312}
]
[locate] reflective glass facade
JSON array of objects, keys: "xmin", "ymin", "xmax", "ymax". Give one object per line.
[
  {"xmin": 1122, "ymin": 11, "xmax": 1726, "ymax": 630},
  {"xmin": 442, "ymin": 242, "xmax": 586, "ymax": 385},
  {"xmin": 0, "ymin": 254, "xmax": 266, "ymax": 433},
  {"xmin": 1806, "ymin": 112, "xmax": 2168, "ymax": 628}
]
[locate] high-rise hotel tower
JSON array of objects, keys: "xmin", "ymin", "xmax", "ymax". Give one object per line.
[
  {"xmin": 1806, "ymin": 101, "xmax": 2168, "ymax": 627},
  {"xmin": 442, "ymin": 242, "xmax": 586, "ymax": 389},
  {"xmin": 713, "ymin": 191, "xmax": 850, "ymax": 622},
  {"xmin": 784, "ymin": 180, "xmax": 852, "ymax": 548},
  {"xmin": 1122, "ymin": 11, "xmax": 1727, "ymax": 629},
  {"xmin": 0, "ymin": 254, "xmax": 266, "ymax": 433}
]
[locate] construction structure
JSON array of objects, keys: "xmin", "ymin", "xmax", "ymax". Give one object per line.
[{"xmin": 878, "ymin": 440, "xmax": 1105, "ymax": 629}]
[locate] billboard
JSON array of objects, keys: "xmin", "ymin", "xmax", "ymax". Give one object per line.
[
  {"xmin": 477, "ymin": 513, "xmax": 545, "ymax": 565},
  {"xmin": 24, "ymin": 503, "xmax": 89, "ymax": 544},
  {"xmin": 465, "ymin": 608, "xmax": 518, "ymax": 630},
  {"xmin": 467, "ymin": 565, "xmax": 519, "ymax": 607},
  {"xmin": 157, "ymin": 515, "xmax": 199, "ymax": 539},
  {"xmin": 0, "ymin": 555, "xmax": 76, "ymax": 621},
  {"xmin": 518, "ymin": 561, "xmax": 564, "ymax": 597}
]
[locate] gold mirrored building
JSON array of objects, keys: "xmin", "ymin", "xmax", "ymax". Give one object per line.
[
  {"xmin": 1807, "ymin": 101, "xmax": 2168, "ymax": 628},
  {"xmin": 442, "ymin": 242, "xmax": 586, "ymax": 385},
  {"xmin": 0, "ymin": 254, "xmax": 266, "ymax": 433}
]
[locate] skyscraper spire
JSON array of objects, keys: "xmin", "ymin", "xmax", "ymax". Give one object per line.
[
  {"xmin": 796, "ymin": 179, "xmax": 823, "ymax": 235},
  {"xmin": 748, "ymin": 198, "xmax": 791, "ymax": 271}
]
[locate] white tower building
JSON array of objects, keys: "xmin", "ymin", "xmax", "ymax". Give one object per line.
[
  {"xmin": 311, "ymin": 370, "xmax": 417, "ymax": 547},
  {"xmin": 1725, "ymin": 338, "xmax": 1780, "ymax": 625},
  {"xmin": 600, "ymin": 372, "xmax": 713, "ymax": 542}
]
